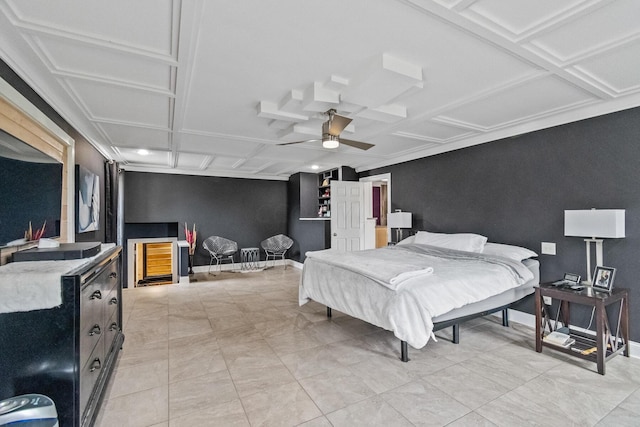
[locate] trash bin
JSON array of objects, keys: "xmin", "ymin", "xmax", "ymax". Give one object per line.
[{"xmin": 0, "ymin": 394, "xmax": 58, "ymax": 427}]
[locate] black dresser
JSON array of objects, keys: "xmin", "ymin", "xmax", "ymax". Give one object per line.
[{"xmin": 0, "ymin": 245, "xmax": 124, "ymax": 426}]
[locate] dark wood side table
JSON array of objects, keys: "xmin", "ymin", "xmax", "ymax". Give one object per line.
[{"xmin": 535, "ymin": 283, "xmax": 630, "ymax": 375}]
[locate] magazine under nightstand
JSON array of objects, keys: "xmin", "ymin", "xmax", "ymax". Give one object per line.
[{"xmin": 535, "ymin": 282, "xmax": 629, "ymax": 375}]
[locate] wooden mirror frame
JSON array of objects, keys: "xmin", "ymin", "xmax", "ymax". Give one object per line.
[{"xmin": 0, "ymin": 77, "xmax": 74, "ymax": 262}]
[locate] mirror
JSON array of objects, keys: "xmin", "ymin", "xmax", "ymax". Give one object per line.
[{"xmin": 0, "ymin": 129, "xmax": 63, "ymax": 246}]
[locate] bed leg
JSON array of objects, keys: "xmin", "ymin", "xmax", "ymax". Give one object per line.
[
  {"xmin": 502, "ymin": 309, "xmax": 509, "ymax": 327},
  {"xmin": 400, "ymin": 340, "xmax": 409, "ymax": 362},
  {"xmin": 452, "ymin": 324, "xmax": 460, "ymax": 344},
  {"xmin": 326, "ymin": 307, "xmax": 332, "ymax": 318}
]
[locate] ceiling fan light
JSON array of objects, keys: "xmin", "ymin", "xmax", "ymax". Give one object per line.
[{"xmin": 322, "ymin": 136, "xmax": 339, "ymax": 149}]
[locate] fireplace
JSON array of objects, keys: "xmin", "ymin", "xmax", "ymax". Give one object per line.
[
  {"xmin": 124, "ymin": 222, "xmax": 180, "ymax": 288},
  {"xmin": 127, "ymin": 237, "xmax": 178, "ymax": 288}
]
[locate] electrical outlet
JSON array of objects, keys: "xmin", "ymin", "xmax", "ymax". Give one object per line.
[
  {"xmin": 541, "ymin": 242, "xmax": 556, "ymax": 255},
  {"xmin": 543, "ymin": 296, "xmax": 552, "ymax": 305}
]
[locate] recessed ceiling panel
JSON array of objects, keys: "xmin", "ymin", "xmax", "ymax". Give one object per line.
[
  {"xmin": 365, "ymin": 134, "xmax": 434, "ymax": 156},
  {"xmin": 396, "ymin": 120, "xmax": 474, "ymax": 142},
  {"xmin": 464, "ymin": 0, "xmax": 583, "ymax": 37},
  {"xmin": 254, "ymin": 162, "xmax": 296, "ymax": 175},
  {"xmin": 69, "ymin": 80, "xmax": 170, "ymax": 127},
  {"xmin": 176, "ymin": 152, "xmax": 207, "ymax": 169},
  {"xmin": 573, "ymin": 42, "xmax": 640, "ymax": 95},
  {"xmin": 100, "ymin": 124, "xmax": 170, "ymax": 149},
  {"xmin": 6, "ymin": 0, "xmax": 175, "ymax": 55},
  {"xmin": 35, "ymin": 36, "xmax": 172, "ymax": 90},
  {"xmin": 257, "ymin": 145, "xmax": 326, "ymax": 162},
  {"xmin": 208, "ymin": 156, "xmax": 245, "ymax": 169},
  {"xmin": 179, "ymin": 133, "xmax": 262, "ymax": 157},
  {"xmin": 437, "ymin": 76, "xmax": 596, "ymax": 129},
  {"xmin": 528, "ymin": 1, "xmax": 640, "ymax": 62}
]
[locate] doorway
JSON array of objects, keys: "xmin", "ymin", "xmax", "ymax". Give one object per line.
[{"xmin": 360, "ymin": 173, "xmax": 391, "ymax": 247}]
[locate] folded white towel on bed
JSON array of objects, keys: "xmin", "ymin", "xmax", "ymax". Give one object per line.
[{"xmin": 389, "ymin": 267, "xmax": 434, "ymax": 287}]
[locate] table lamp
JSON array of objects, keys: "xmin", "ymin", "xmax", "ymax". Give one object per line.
[
  {"xmin": 564, "ymin": 209, "xmax": 625, "ymax": 284},
  {"xmin": 388, "ymin": 210, "xmax": 412, "ymax": 243}
]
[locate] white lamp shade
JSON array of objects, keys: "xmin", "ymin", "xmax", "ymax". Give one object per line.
[
  {"xmin": 564, "ymin": 209, "xmax": 625, "ymax": 238},
  {"xmin": 388, "ymin": 211, "xmax": 412, "ymax": 228}
]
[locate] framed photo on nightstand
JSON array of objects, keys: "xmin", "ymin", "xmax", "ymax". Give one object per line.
[{"xmin": 593, "ymin": 266, "xmax": 615, "ymax": 292}]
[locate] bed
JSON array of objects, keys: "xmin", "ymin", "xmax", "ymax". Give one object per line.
[{"xmin": 299, "ymin": 232, "xmax": 540, "ymax": 361}]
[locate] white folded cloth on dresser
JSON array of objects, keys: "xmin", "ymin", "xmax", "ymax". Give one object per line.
[{"xmin": 0, "ymin": 244, "xmax": 114, "ymax": 314}]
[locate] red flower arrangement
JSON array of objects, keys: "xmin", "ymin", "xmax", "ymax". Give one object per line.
[
  {"xmin": 25, "ymin": 221, "xmax": 46, "ymax": 241},
  {"xmin": 184, "ymin": 222, "xmax": 197, "ymax": 255}
]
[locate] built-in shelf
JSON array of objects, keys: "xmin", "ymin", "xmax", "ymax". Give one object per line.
[{"xmin": 318, "ymin": 169, "xmax": 338, "ymax": 218}]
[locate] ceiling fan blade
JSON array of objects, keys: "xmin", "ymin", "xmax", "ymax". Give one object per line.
[
  {"xmin": 339, "ymin": 138, "xmax": 375, "ymax": 151},
  {"xmin": 277, "ymin": 139, "xmax": 320, "ymax": 146},
  {"xmin": 328, "ymin": 114, "xmax": 352, "ymax": 136}
]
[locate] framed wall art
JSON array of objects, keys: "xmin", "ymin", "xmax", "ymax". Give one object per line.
[{"xmin": 76, "ymin": 165, "xmax": 100, "ymax": 233}]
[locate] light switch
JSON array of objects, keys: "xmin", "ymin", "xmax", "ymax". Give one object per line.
[{"xmin": 541, "ymin": 242, "xmax": 556, "ymax": 255}]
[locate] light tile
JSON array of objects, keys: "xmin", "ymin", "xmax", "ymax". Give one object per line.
[
  {"xmin": 241, "ymin": 381, "xmax": 322, "ymax": 426},
  {"xmin": 422, "ymin": 364, "xmax": 509, "ymax": 410},
  {"xmin": 169, "ymin": 398, "xmax": 249, "ymax": 427},
  {"xmin": 299, "ymin": 366, "xmax": 377, "ymax": 413},
  {"xmin": 95, "ymin": 385, "xmax": 169, "ymax": 427},
  {"xmin": 326, "ymin": 395, "xmax": 413, "ymax": 427},
  {"xmin": 447, "ymin": 411, "xmax": 497, "ymax": 426},
  {"xmin": 169, "ymin": 370, "xmax": 238, "ymax": 419},
  {"xmin": 382, "ymin": 379, "xmax": 472, "ymax": 426}
]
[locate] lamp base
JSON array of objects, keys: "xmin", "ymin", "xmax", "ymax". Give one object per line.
[
  {"xmin": 583, "ymin": 238, "xmax": 603, "ymax": 284},
  {"xmin": 395, "ymin": 228, "xmax": 403, "ymax": 244}
]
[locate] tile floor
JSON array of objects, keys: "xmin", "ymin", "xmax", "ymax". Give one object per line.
[{"xmin": 94, "ymin": 267, "xmax": 640, "ymax": 426}]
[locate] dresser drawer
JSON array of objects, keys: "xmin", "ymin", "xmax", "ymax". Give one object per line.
[
  {"xmin": 104, "ymin": 311, "xmax": 120, "ymax": 355},
  {"xmin": 80, "ymin": 282, "xmax": 104, "ymax": 364},
  {"xmin": 80, "ymin": 334, "xmax": 105, "ymax": 418},
  {"xmin": 105, "ymin": 284, "xmax": 119, "ymax": 322}
]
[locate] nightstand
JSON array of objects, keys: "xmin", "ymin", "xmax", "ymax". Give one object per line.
[{"xmin": 535, "ymin": 283, "xmax": 630, "ymax": 375}]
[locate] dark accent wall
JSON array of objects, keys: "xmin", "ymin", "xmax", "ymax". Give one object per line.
[
  {"xmin": 123, "ymin": 171, "xmax": 287, "ymax": 267},
  {"xmin": 362, "ymin": 106, "xmax": 640, "ymax": 341}
]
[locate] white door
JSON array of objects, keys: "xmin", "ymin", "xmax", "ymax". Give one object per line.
[{"xmin": 331, "ymin": 181, "xmax": 373, "ymax": 250}]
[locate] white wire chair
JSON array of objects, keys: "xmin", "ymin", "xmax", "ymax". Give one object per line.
[
  {"xmin": 260, "ymin": 234, "xmax": 293, "ymax": 270},
  {"xmin": 203, "ymin": 236, "xmax": 238, "ymax": 274}
]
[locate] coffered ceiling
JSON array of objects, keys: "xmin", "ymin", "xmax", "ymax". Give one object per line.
[{"xmin": 1, "ymin": 0, "xmax": 639, "ymax": 180}]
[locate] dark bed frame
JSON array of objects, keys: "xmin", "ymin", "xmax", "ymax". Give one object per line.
[{"xmin": 325, "ymin": 297, "xmax": 524, "ymax": 362}]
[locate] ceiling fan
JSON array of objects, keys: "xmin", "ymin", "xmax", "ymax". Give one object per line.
[{"xmin": 278, "ymin": 109, "xmax": 374, "ymax": 150}]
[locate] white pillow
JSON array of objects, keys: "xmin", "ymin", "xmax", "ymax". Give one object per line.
[
  {"xmin": 396, "ymin": 235, "xmax": 415, "ymax": 246},
  {"xmin": 482, "ymin": 242, "xmax": 538, "ymax": 261},
  {"xmin": 413, "ymin": 231, "xmax": 487, "ymax": 253}
]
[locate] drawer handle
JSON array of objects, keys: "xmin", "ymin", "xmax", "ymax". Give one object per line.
[
  {"xmin": 90, "ymin": 358, "xmax": 101, "ymax": 373},
  {"xmin": 90, "ymin": 290, "xmax": 102, "ymax": 300},
  {"xmin": 109, "ymin": 322, "xmax": 119, "ymax": 332},
  {"xmin": 89, "ymin": 324, "xmax": 101, "ymax": 336},
  {"xmin": 109, "ymin": 297, "xmax": 118, "ymax": 305},
  {"xmin": 109, "ymin": 272, "xmax": 117, "ymax": 279}
]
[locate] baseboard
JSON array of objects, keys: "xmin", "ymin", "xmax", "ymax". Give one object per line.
[
  {"xmin": 495, "ymin": 310, "xmax": 640, "ymax": 360},
  {"xmin": 189, "ymin": 258, "xmax": 290, "ymax": 275},
  {"xmin": 289, "ymin": 260, "xmax": 304, "ymax": 270}
]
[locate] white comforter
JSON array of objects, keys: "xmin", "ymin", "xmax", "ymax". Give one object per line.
[{"xmin": 299, "ymin": 244, "xmax": 534, "ymax": 348}]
